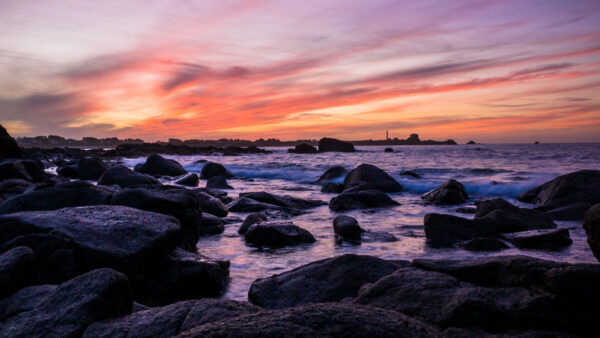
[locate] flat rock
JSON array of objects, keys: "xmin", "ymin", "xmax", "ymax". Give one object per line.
[
  {"xmin": 0, "ymin": 246, "xmax": 35, "ymax": 298},
  {"xmin": 423, "ymin": 213, "xmax": 499, "ymax": 247},
  {"xmin": 245, "ymin": 221, "xmax": 315, "ymax": 247},
  {"xmin": 99, "ymin": 165, "xmax": 160, "ymax": 187},
  {"xmin": 583, "ymin": 203, "xmax": 600, "ymax": 262},
  {"xmin": 504, "ymin": 229, "xmax": 572, "ymax": 250},
  {"xmin": 421, "ymin": 179, "xmax": 468, "ymax": 205},
  {"xmin": 343, "ymin": 164, "xmax": 403, "ymax": 193},
  {"xmin": 329, "ymin": 190, "xmax": 399, "ymax": 211},
  {"xmin": 318, "ymin": 137, "xmax": 355, "ymax": 152}
]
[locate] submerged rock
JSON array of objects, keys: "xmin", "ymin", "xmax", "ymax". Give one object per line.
[
  {"xmin": 98, "ymin": 165, "xmax": 159, "ymax": 187},
  {"xmin": 229, "ymin": 191, "xmax": 325, "ymax": 214},
  {"xmin": 201, "ymin": 161, "xmax": 233, "ymax": 179},
  {"xmin": 399, "ymin": 170, "xmax": 421, "ymax": 179},
  {"xmin": 421, "ymin": 179, "xmax": 468, "ymax": 205},
  {"xmin": 321, "ymin": 182, "xmax": 344, "ymax": 193},
  {"xmin": 135, "ymin": 154, "xmax": 187, "ymax": 177},
  {"xmin": 333, "ymin": 215, "xmax": 364, "ymax": 239},
  {"xmin": 584, "ymin": 203, "xmax": 600, "ymax": 262},
  {"xmin": 174, "ymin": 173, "xmax": 199, "ymax": 187},
  {"xmin": 245, "ymin": 221, "xmax": 315, "ymax": 247},
  {"xmin": 329, "ymin": 190, "xmax": 399, "ymax": 211},
  {"xmin": 343, "ymin": 164, "xmax": 403, "ymax": 193},
  {"xmin": 316, "ymin": 165, "xmax": 347, "ymax": 183},
  {"xmin": 248, "ymin": 254, "xmax": 401, "ymax": 309},
  {"xmin": 503, "ymin": 229, "xmax": 572, "ymax": 250},
  {"xmin": 318, "ymin": 137, "xmax": 355, "ymax": 152}
]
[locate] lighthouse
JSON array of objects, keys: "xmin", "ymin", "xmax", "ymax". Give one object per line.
[{"xmin": 386, "ymin": 130, "xmax": 389, "ymax": 141}]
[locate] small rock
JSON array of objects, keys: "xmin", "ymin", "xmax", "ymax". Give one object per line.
[
  {"xmin": 197, "ymin": 213, "xmax": 225, "ymax": 235},
  {"xmin": 421, "ymin": 179, "xmax": 468, "ymax": 205},
  {"xmin": 245, "ymin": 221, "xmax": 315, "ymax": 247},
  {"xmin": 333, "ymin": 215, "xmax": 364, "ymax": 239},
  {"xmin": 175, "ymin": 173, "xmax": 200, "ymax": 187},
  {"xmin": 423, "ymin": 213, "xmax": 499, "ymax": 247},
  {"xmin": 384, "ymin": 148, "xmax": 394, "ymax": 152},
  {"xmin": 57, "ymin": 164, "xmax": 79, "ymax": 178},
  {"xmin": 458, "ymin": 237, "xmax": 509, "ymax": 251},
  {"xmin": 206, "ymin": 176, "xmax": 233, "ymax": 189}
]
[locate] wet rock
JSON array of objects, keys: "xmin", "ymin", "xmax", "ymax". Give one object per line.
[
  {"xmin": 400, "ymin": 170, "xmax": 421, "ymax": 178},
  {"xmin": 423, "ymin": 213, "xmax": 499, "ymax": 247},
  {"xmin": 132, "ymin": 248, "xmax": 229, "ymax": 306},
  {"xmin": 321, "ymin": 182, "xmax": 344, "ymax": 193},
  {"xmin": 458, "ymin": 237, "xmax": 508, "ymax": 251},
  {"xmin": 249, "ymin": 254, "xmax": 401, "ymax": 309},
  {"xmin": 0, "ymin": 205, "xmax": 181, "ymax": 275},
  {"xmin": 384, "ymin": 147, "xmax": 394, "ymax": 152},
  {"xmin": 361, "ymin": 230, "xmax": 398, "ymax": 243},
  {"xmin": 543, "ymin": 264, "xmax": 600, "ymax": 299},
  {"xmin": 57, "ymin": 164, "xmax": 79, "ymax": 178},
  {"xmin": 0, "ymin": 285, "xmax": 56, "ymax": 321},
  {"xmin": 0, "ymin": 246, "xmax": 35, "ymax": 298},
  {"xmin": 455, "ymin": 206, "xmax": 476, "ymax": 214},
  {"xmin": 0, "ymin": 268, "xmax": 132, "ymax": 337},
  {"xmin": 0, "ymin": 124, "xmax": 22, "ymax": 159},
  {"xmin": 545, "ymin": 202, "xmax": 592, "ymax": 221},
  {"xmin": 288, "ymin": 143, "xmax": 318, "ymax": 153},
  {"xmin": 206, "ymin": 176, "xmax": 233, "ymax": 189},
  {"xmin": 518, "ymin": 170, "xmax": 600, "ymax": 219},
  {"xmin": 0, "ymin": 179, "xmax": 33, "ymax": 202},
  {"xmin": 421, "ymin": 179, "xmax": 468, "ymax": 205},
  {"xmin": 179, "ymin": 302, "xmax": 440, "ymax": 337},
  {"xmin": 240, "ymin": 191, "xmax": 326, "ymax": 210},
  {"xmin": 196, "ymin": 191, "xmax": 228, "ymax": 217},
  {"xmin": 0, "ymin": 159, "xmax": 46, "ymax": 182},
  {"xmin": 245, "ymin": 221, "xmax": 315, "ymax": 247},
  {"xmin": 228, "ymin": 196, "xmax": 293, "ymax": 213},
  {"xmin": 175, "ymin": 173, "xmax": 199, "ymax": 187},
  {"xmin": 201, "ymin": 161, "xmax": 233, "ymax": 178},
  {"xmin": 475, "ymin": 198, "xmax": 556, "ymax": 231},
  {"xmin": 0, "ymin": 180, "xmax": 113, "ymax": 214},
  {"xmin": 584, "ymin": 203, "xmax": 600, "ymax": 262},
  {"xmin": 318, "ymin": 137, "xmax": 355, "ymax": 152},
  {"xmin": 504, "ymin": 229, "xmax": 572, "ymax": 250},
  {"xmin": 135, "ymin": 154, "xmax": 187, "ymax": 177},
  {"xmin": 330, "ymin": 190, "xmax": 400, "ymax": 211},
  {"xmin": 221, "ymin": 215, "xmax": 242, "ymax": 224},
  {"xmin": 197, "ymin": 213, "xmax": 225, "ymax": 235},
  {"xmin": 83, "ymin": 299, "xmax": 260, "ymax": 338},
  {"xmin": 77, "ymin": 157, "xmax": 108, "ymax": 180},
  {"xmin": 239, "ymin": 212, "xmax": 267, "ymax": 234},
  {"xmin": 98, "ymin": 165, "xmax": 160, "ymax": 187},
  {"xmin": 343, "ymin": 164, "xmax": 403, "ymax": 193},
  {"xmin": 316, "ymin": 165, "xmax": 347, "ymax": 183},
  {"xmin": 333, "ymin": 215, "xmax": 364, "ymax": 239}
]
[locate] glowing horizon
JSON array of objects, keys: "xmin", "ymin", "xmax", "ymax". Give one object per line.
[{"xmin": 1, "ymin": 0, "xmax": 599, "ymax": 143}]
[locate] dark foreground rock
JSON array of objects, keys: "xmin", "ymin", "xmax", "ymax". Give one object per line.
[
  {"xmin": 0, "ymin": 246, "xmax": 35, "ymax": 298},
  {"xmin": 0, "ymin": 159, "xmax": 46, "ymax": 182},
  {"xmin": 206, "ymin": 176, "xmax": 233, "ymax": 189},
  {"xmin": 0, "ymin": 268, "xmax": 132, "ymax": 337},
  {"xmin": 98, "ymin": 165, "xmax": 159, "ymax": 187},
  {"xmin": 288, "ymin": 143, "xmax": 317, "ymax": 153},
  {"xmin": 504, "ymin": 229, "xmax": 572, "ymax": 250},
  {"xmin": 0, "ymin": 124, "xmax": 21, "ymax": 160},
  {"xmin": 177, "ymin": 303, "xmax": 440, "ymax": 337},
  {"xmin": 201, "ymin": 161, "xmax": 233, "ymax": 178},
  {"xmin": 174, "ymin": 173, "xmax": 199, "ymax": 187},
  {"xmin": 136, "ymin": 154, "xmax": 187, "ymax": 177},
  {"xmin": 333, "ymin": 215, "xmax": 364, "ymax": 239},
  {"xmin": 316, "ymin": 165, "xmax": 347, "ymax": 183},
  {"xmin": 330, "ymin": 190, "xmax": 399, "ymax": 211},
  {"xmin": 229, "ymin": 191, "xmax": 326, "ymax": 214},
  {"xmin": 245, "ymin": 221, "xmax": 315, "ymax": 247},
  {"xmin": 421, "ymin": 179, "xmax": 468, "ymax": 205},
  {"xmin": 584, "ymin": 203, "xmax": 600, "ymax": 262},
  {"xmin": 318, "ymin": 137, "xmax": 355, "ymax": 152},
  {"xmin": 196, "ymin": 191, "xmax": 228, "ymax": 217},
  {"xmin": 83, "ymin": 299, "xmax": 260, "ymax": 338},
  {"xmin": 518, "ymin": 169, "xmax": 600, "ymax": 219},
  {"xmin": 0, "ymin": 179, "xmax": 33, "ymax": 203},
  {"xmin": 343, "ymin": 164, "xmax": 403, "ymax": 193},
  {"xmin": 321, "ymin": 182, "xmax": 344, "ymax": 193},
  {"xmin": 475, "ymin": 198, "xmax": 556, "ymax": 232},
  {"xmin": 77, "ymin": 157, "xmax": 108, "ymax": 180},
  {"xmin": 458, "ymin": 237, "xmax": 508, "ymax": 251},
  {"xmin": 0, "ymin": 285, "xmax": 56, "ymax": 321},
  {"xmin": 57, "ymin": 164, "xmax": 79, "ymax": 178},
  {"xmin": 423, "ymin": 213, "xmax": 499, "ymax": 247},
  {"xmin": 249, "ymin": 254, "xmax": 401, "ymax": 309}
]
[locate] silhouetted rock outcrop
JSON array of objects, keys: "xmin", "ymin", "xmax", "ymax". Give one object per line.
[
  {"xmin": 318, "ymin": 137, "xmax": 355, "ymax": 152},
  {"xmin": 201, "ymin": 161, "xmax": 233, "ymax": 179},
  {"xmin": 135, "ymin": 154, "xmax": 187, "ymax": 177},
  {"xmin": 343, "ymin": 164, "xmax": 403, "ymax": 193},
  {"xmin": 288, "ymin": 143, "xmax": 318, "ymax": 153},
  {"xmin": 0, "ymin": 124, "xmax": 21, "ymax": 160},
  {"xmin": 421, "ymin": 179, "xmax": 468, "ymax": 205}
]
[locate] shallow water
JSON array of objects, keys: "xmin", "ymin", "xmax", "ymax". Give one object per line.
[{"xmin": 121, "ymin": 143, "xmax": 600, "ymax": 301}]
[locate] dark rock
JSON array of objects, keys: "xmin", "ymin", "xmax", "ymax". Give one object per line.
[
  {"xmin": 543, "ymin": 264, "xmax": 600, "ymax": 299},
  {"xmin": 421, "ymin": 179, "xmax": 468, "ymax": 205},
  {"xmin": 289, "ymin": 143, "xmax": 318, "ymax": 153},
  {"xmin": 206, "ymin": 176, "xmax": 233, "ymax": 189},
  {"xmin": 98, "ymin": 165, "xmax": 160, "ymax": 187},
  {"xmin": 239, "ymin": 191, "xmax": 326, "ymax": 210},
  {"xmin": 0, "ymin": 180, "xmax": 113, "ymax": 214},
  {"xmin": 466, "ymin": 140, "xmax": 476, "ymax": 145},
  {"xmin": 318, "ymin": 137, "xmax": 355, "ymax": 152},
  {"xmin": 197, "ymin": 213, "xmax": 225, "ymax": 235},
  {"xmin": 221, "ymin": 215, "xmax": 242, "ymax": 224},
  {"xmin": 361, "ymin": 230, "xmax": 398, "ymax": 243},
  {"xmin": 245, "ymin": 221, "xmax": 315, "ymax": 247},
  {"xmin": 475, "ymin": 198, "xmax": 556, "ymax": 231},
  {"xmin": 248, "ymin": 254, "xmax": 401, "ymax": 309},
  {"xmin": 384, "ymin": 147, "xmax": 394, "ymax": 152},
  {"xmin": 504, "ymin": 229, "xmax": 572, "ymax": 250},
  {"xmin": 458, "ymin": 237, "xmax": 509, "ymax": 251},
  {"xmin": 584, "ymin": 203, "xmax": 600, "ymax": 262},
  {"xmin": 329, "ymin": 190, "xmax": 399, "ymax": 211},
  {"xmin": 316, "ymin": 165, "xmax": 347, "ymax": 183},
  {"xmin": 423, "ymin": 213, "xmax": 499, "ymax": 247},
  {"xmin": 321, "ymin": 182, "xmax": 344, "ymax": 193},
  {"xmin": 0, "ymin": 159, "xmax": 46, "ymax": 182},
  {"xmin": 57, "ymin": 164, "xmax": 79, "ymax": 178},
  {"xmin": 135, "ymin": 154, "xmax": 187, "ymax": 177},
  {"xmin": 545, "ymin": 202, "xmax": 592, "ymax": 220},
  {"xmin": 0, "ymin": 124, "xmax": 22, "ymax": 159},
  {"xmin": 333, "ymin": 215, "xmax": 364, "ymax": 239},
  {"xmin": 518, "ymin": 170, "xmax": 600, "ymax": 218},
  {"xmin": 0, "ymin": 205, "xmax": 181, "ymax": 275},
  {"xmin": 239, "ymin": 212, "xmax": 267, "ymax": 234},
  {"xmin": 343, "ymin": 164, "xmax": 403, "ymax": 193},
  {"xmin": 0, "ymin": 246, "xmax": 35, "ymax": 298},
  {"xmin": 18, "ymin": 159, "xmax": 47, "ymax": 182},
  {"xmin": 178, "ymin": 302, "xmax": 440, "ymax": 337},
  {"xmin": 0, "ymin": 285, "xmax": 56, "ymax": 321},
  {"xmin": 196, "ymin": 191, "xmax": 228, "ymax": 217},
  {"xmin": 83, "ymin": 299, "xmax": 260, "ymax": 338},
  {"xmin": 201, "ymin": 161, "xmax": 233, "ymax": 178},
  {"xmin": 455, "ymin": 206, "xmax": 476, "ymax": 214},
  {"xmin": 228, "ymin": 196, "xmax": 293, "ymax": 213},
  {"xmin": 400, "ymin": 170, "xmax": 421, "ymax": 178},
  {"xmin": 132, "ymin": 248, "xmax": 229, "ymax": 306},
  {"xmin": 174, "ymin": 173, "xmax": 199, "ymax": 187},
  {"xmin": 0, "ymin": 179, "xmax": 33, "ymax": 202},
  {"xmin": 0, "ymin": 268, "xmax": 132, "ymax": 337},
  {"xmin": 77, "ymin": 157, "xmax": 108, "ymax": 180}
]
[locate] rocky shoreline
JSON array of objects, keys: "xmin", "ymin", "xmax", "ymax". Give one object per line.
[{"xmin": 1, "ymin": 124, "xmax": 600, "ymax": 337}]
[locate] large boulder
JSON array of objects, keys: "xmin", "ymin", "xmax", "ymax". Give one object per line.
[
  {"xmin": 475, "ymin": 198, "xmax": 556, "ymax": 231},
  {"xmin": 0, "ymin": 180, "xmax": 113, "ymax": 214},
  {"xmin": 57, "ymin": 164, "xmax": 79, "ymax": 178},
  {"xmin": 248, "ymin": 254, "xmax": 401, "ymax": 309},
  {"xmin": 98, "ymin": 165, "xmax": 159, "ymax": 187},
  {"xmin": 174, "ymin": 173, "xmax": 199, "ymax": 187},
  {"xmin": 0, "ymin": 124, "xmax": 21, "ymax": 159},
  {"xmin": 518, "ymin": 170, "xmax": 600, "ymax": 219},
  {"xmin": 343, "ymin": 164, "xmax": 403, "ymax": 193},
  {"xmin": 77, "ymin": 157, "xmax": 108, "ymax": 180},
  {"xmin": 423, "ymin": 213, "xmax": 499, "ymax": 247},
  {"xmin": 0, "ymin": 179, "xmax": 33, "ymax": 202},
  {"xmin": 0, "ymin": 268, "xmax": 132, "ymax": 337},
  {"xmin": 0, "ymin": 246, "xmax": 35, "ymax": 298},
  {"xmin": 0, "ymin": 285, "xmax": 56, "ymax": 321},
  {"xmin": 197, "ymin": 213, "xmax": 225, "ymax": 235},
  {"xmin": 0, "ymin": 205, "xmax": 181, "ymax": 275},
  {"xmin": 245, "ymin": 221, "xmax": 315, "ymax": 247},
  {"xmin": 421, "ymin": 179, "xmax": 468, "ymax": 205},
  {"xmin": 0, "ymin": 159, "xmax": 46, "ymax": 182},
  {"xmin": 289, "ymin": 143, "xmax": 317, "ymax": 154},
  {"xmin": 333, "ymin": 215, "xmax": 364, "ymax": 239},
  {"xmin": 136, "ymin": 154, "xmax": 187, "ymax": 177},
  {"xmin": 196, "ymin": 191, "xmax": 228, "ymax": 217},
  {"xmin": 206, "ymin": 176, "xmax": 233, "ymax": 189},
  {"xmin": 316, "ymin": 165, "xmax": 347, "ymax": 183},
  {"xmin": 329, "ymin": 190, "xmax": 399, "ymax": 211},
  {"xmin": 318, "ymin": 137, "xmax": 355, "ymax": 152},
  {"xmin": 503, "ymin": 229, "xmax": 572, "ymax": 250},
  {"xmin": 584, "ymin": 203, "xmax": 600, "ymax": 262},
  {"xmin": 83, "ymin": 299, "xmax": 260, "ymax": 338},
  {"xmin": 178, "ymin": 303, "xmax": 440, "ymax": 337},
  {"xmin": 201, "ymin": 161, "xmax": 233, "ymax": 178}
]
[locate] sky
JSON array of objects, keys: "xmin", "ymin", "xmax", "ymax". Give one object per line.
[{"xmin": 1, "ymin": 0, "xmax": 599, "ymax": 143}]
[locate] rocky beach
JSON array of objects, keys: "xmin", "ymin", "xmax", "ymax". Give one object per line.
[{"xmin": 0, "ymin": 124, "xmax": 599, "ymax": 337}]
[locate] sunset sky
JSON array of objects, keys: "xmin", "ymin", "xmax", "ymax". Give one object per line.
[{"xmin": 1, "ymin": 0, "xmax": 599, "ymax": 143}]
